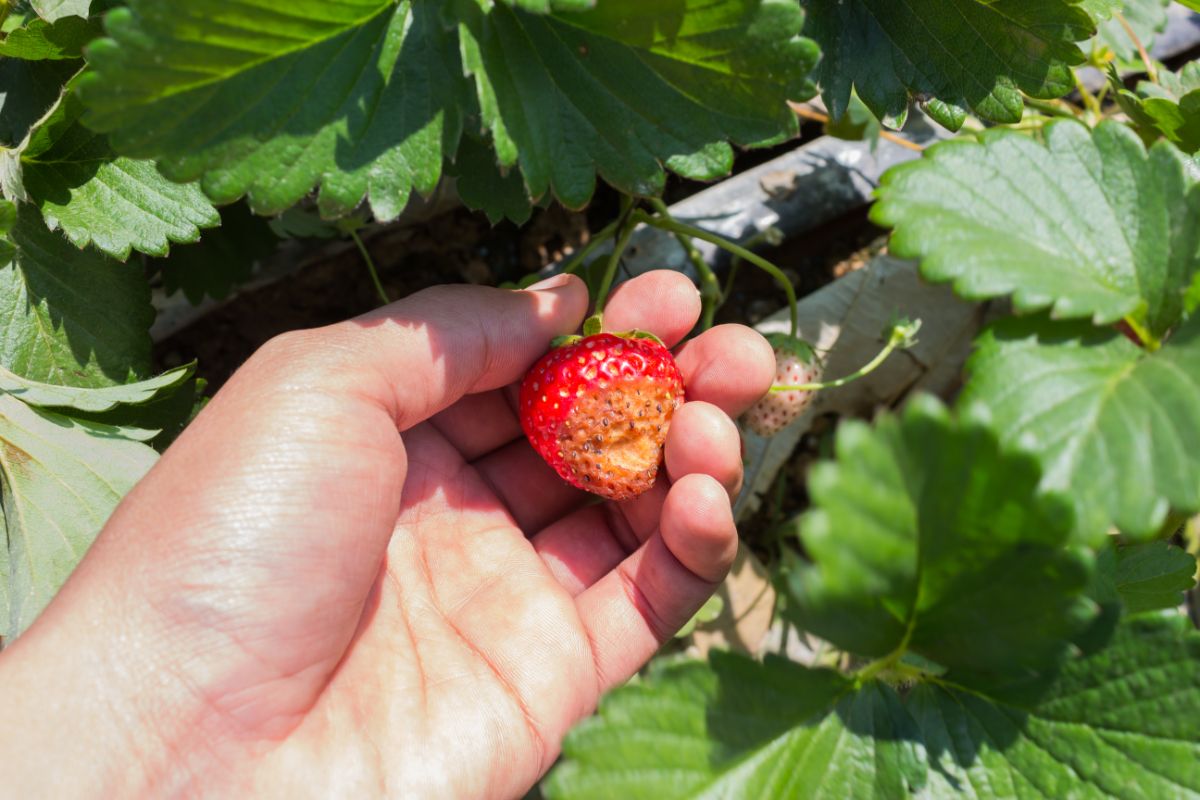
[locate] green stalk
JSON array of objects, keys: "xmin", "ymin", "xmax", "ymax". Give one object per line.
[
  {"xmin": 647, "ymin": 198, "xmax": 721, "ymax": 331},
  {"xmin": 773, "ymin": 321, "xmax": 919, "ymax": 392},
  {"xmin": 715, "ymin": 227, "xmax": 784, "ymax": 320},
  {"xmin": 1021, "ymin": 96, "xmax": 1081, "ymax": 120},
  {"xmin": 635, "ymin": 211, "xmax": 798, "ymax": 338},
  {"xmin": 592, "ymin": 196, "xmax": 637, "ymax": 318},
  {"xmin": 1123, "ymin": 315, "xmax": 1160, "ymax": 352},
  {"xmin": 349, "ymin": 228, "xmax": 389, "ymax": 306},
  {"xmin": 1072, "ymin": 71, "xmax": 1103, "ymax": 119}
]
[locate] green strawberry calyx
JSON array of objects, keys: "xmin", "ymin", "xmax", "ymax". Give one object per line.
[{"xmin": 550, "ymin": 314, "xmax": 665, "ymax": 350}]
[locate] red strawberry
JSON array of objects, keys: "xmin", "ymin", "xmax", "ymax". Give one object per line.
[
  {"xmin": 520, "ymin": 332, "xmax": 684, "ymax": 501},
  {"xmin": 742, "ymin": 334, "xmax": 820, "ymax": 437}
]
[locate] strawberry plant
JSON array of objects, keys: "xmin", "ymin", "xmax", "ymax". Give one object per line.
[{"xmin": 2, "ymin": 0, "xmax": 1200, "ymax": 797}]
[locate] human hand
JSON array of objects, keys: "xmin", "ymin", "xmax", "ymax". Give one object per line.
[{"xmin": 0, "ymin": 271, "xmax": 774, "ymax": 798}]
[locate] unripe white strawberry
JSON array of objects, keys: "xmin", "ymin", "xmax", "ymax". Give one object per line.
[{"xmin": 742, "ymin": 334, "xmax": 821, "ymax": 437}]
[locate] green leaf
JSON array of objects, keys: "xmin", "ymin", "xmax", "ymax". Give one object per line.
[
  {"xmin": 823, "ymin": 92, "xmax": 883, "ymax": 149},
  {"xmin": 77, "ymin": 0, "xmax": 817, "ymax": 220},
  {"xmin": 449, "ymin": 134, "xmax": 534, "ymax": 226},
  {"xmin": 0, "ymin": 15, "xmax": 102, "ymax": 59},
  {"xmin": 913, "ymin": 614, "xmax": 1200, "ymax": 798},
  {"xmin": 873, "ymin": 121, "xmax": 1200, "ymax": 340},
  {"xmin": 4, "ymin": 89, "xmax": 220, "ymax": 260},
  {"xmin": 499, "ymin": 0, "xmax": 595, "ymax": 10},
  {"xmin": 802, "ymin": 0, "xmax": 1093, "ymax": 131},
  {"xmin": 153, "ymin": 201, "xmax": 280, "ymax": 304},
  {"xmin": 267, "ymin": 207, "xmax": 343, "ymax": 241},
  {"xmin": 963, "ymin": 313, "xmax": 1200, "ymax": 539},
  {"xmin": 544, "ymin": 653, "xmax": 926, "ymax": 799},
  {"xmin": 30, "ymin": 0, "xmax": 91, "ymax": 23},
  {"xmin": 459, "ymin": 0, "xmax": 817, "ymax": 207},
  {"xmin": 0, "ymin": 363, "xmax": 192, "ymax": 412},
  {"xmin": 1114, "ymin": 61, "xmax": 1200, "ymax": 154},
  {"xmin": 68, "ymin": 374, "xmax": 205, "ymax": 452},
  {"xmin": 0, "ymin": 394, "xmax": 157, "ymax": 639},
  {"xmin": 550, "ymin": 616, "xmax": 1200, "ymax": 799},
  {"xmin": 0, "ymin": 205, "xmax": 152, "ymax": 386},
  {"xmin": 787, "ymin": 395, "xmax": 1095, "ymax": 693},
  {"xmin": 1085, "ymin": 0, "xmax": 1169, "ymax": 62},
  {"xmin": 0, "ymin": 57, "xmax": 78, "ymax": 146},
  {"xmin": 1078, "ymin": 539, "xmax": 1196, "ymax": 653},
  {"xmin": 78, "ymin": 1, "xmax": 468, "ymax": 221},
  {"xmin": 1108, "ymin": 540, "xmax": 1197, "ymax": 613}
]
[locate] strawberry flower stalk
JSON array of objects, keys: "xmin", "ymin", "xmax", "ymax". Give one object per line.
[{"xmin": 743, "ymin": 318, "xmax": 921, "ymax": 437}]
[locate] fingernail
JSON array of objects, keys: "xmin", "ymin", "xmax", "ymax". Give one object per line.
[{"xmin": 525, "ymin": 273, "xmax": 573, "ymax": 292}]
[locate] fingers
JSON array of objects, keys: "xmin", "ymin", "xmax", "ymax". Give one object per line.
[
  {"xmin": 600, "ymin": 270, "xmax": 701, "ymax": 347},
  {"xmin": 532, "ymin": 402, "xmax": 741, "ymax": 593},
  {"xmin": 665, "ymin": 402, "xmax": 743, "ymax": 494},
  {"xmin": 575, "ymin": 474, "xmax": 737, "ymax": 691},
  {"xmin": 473, "ymin": 323, "xmax": 772, "ymax": 531},
  {"xmin": 673, "ymin": 323, "xmax": 777, "ymax": 417}
]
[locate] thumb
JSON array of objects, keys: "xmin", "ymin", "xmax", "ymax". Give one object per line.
[{"xmin": 276, "ymin": 273, "xmax": 589, "ymax": 430}]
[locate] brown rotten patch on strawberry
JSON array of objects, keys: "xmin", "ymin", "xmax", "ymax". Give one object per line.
[{"xmin": 520, "ymin": 328, "xmax": 684, "ymax": 501}]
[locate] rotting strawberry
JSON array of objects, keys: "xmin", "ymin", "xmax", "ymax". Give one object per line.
[
  {"xmin": 520, "ymin": 331, "xmax": 685, "ymax": 501},
  {"xmin": 741, "ymin": 333, "xmax": 821, "ymax": 437}
]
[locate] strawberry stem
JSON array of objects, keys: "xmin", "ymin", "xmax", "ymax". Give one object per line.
[
  {"xmin": 348, "ymin": 228, "xmax": 390, "ymax": 306},
  {"xmin": 1121, "ymin": 316, "xmax": 1160, "ymax": 352},
  {"xmin": 634, "ymin": 210, "xmax": 799, "ymax": 339},
  {"xmin": 592, "ymin": 195, "xmax": 638, "ymax": 319},
  {"xmin": 772, "ymin": 319, "xmax": 920, "ymax": 393},
  {"xmin": 647, "ymin": 198, "xmax": 722, "ymax": 330}
]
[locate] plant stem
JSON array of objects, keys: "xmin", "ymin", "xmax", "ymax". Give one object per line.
[
  {"xmin": 789, "ymin": 102, "xmax": 925, "ymax": 153},
  {"xmin": 635, "ymin": 211, "xmax": 798, "ymax": 338},
  {"xmin": 1115, "ymin": 12, "xmax": 1158, "ymax": 84},
  {"xmin": 772, "ymin": 321, "xmax": 917, "ymax": 392},
  {"xmin": 1123, "ymin": 315, "xmax": 1160, "ymax": 352},
  {"xmin": 350, "ymin": 229, "xmax": 389, "ymax": 306},
  {"xmin": 1073, "ymin": 71, "xmax": 1103, "ymax": 118},
  {"xmin": 561, "ymin": 219, "xmax": 619, "ymax": 276},
  {"xmin": 592, "ymin": 196, "xmax": 636, "ymax": 317},
  {"xmin": 647, "ymin": 198, "xmax": 722, "ymax": 331},
  {"xmin": 1022, "ymin": 96, "xmax": 1081, "ymax": 119}
]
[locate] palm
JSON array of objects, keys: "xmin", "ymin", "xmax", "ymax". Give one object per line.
[
  {"xmin": 22, "ymin": 274, "xmax": 773, "ymax": 798},
  {"xmin": 309, "ymin": 420, "xmax": 601, "ymax": 798}
]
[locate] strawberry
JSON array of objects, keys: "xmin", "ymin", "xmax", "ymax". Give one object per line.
[
  {"xmin": 520, "ymin": 331, "xmax": 685, "ymax": 501},
  {"xmin": 741, "ymin": 333, "xmax": 820, "ymax": 437}
]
